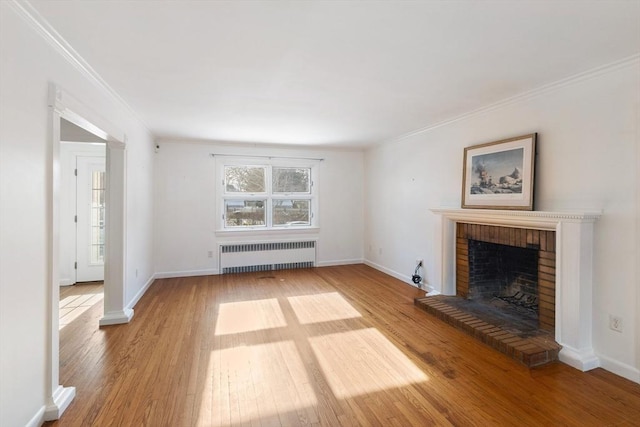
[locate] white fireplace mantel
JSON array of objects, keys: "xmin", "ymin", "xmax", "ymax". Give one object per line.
[{"xmin": 430, "ymin": 208, "xmax": 601, "ymax": 372}]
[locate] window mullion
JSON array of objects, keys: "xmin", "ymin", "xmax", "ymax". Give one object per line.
[{"xmin": 266, "ymin": 165, "xmax": 273, "ymax": 228}]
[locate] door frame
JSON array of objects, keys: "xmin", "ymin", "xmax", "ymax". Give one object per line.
[
  {"xmin": 45, "ymin": 83, "xmax": 131, "ymax": 420},
  {"xmin": 59, "ymin": 144, "xmax": 107, "ymax": 286},
  {"xmin": 75, "ymin": 155, "xmax": 107, "ymax": 283}
]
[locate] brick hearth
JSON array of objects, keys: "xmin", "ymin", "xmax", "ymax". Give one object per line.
[
  {"xmin": 414, "ymin": 295, "xmax": 561, "ymax": 367},
  {"xmin": 414, "ymin": 222, "xmax": 560, "ymax": 367}
]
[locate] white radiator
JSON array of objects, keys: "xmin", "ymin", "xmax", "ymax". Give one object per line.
[{"xmin": 219, "ymin": 241, "xmax": 316, "ymax": 274}]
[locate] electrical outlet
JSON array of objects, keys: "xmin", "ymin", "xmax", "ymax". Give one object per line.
[
  {"xmin": 609, "ymin": 315, "xmax": 623, "ymax": 332},
  {"xmin": 207, "ymin": 251, "xmax": 213, "ymax": 258}
]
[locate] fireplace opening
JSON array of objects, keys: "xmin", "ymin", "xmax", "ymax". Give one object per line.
[
  {"xmin": 452, "ymin": 223, "xmax": 556, "ymax": 336},
  {"xmin": 467, "ymin": 240, "xmax": 539, "ymax": 331}
]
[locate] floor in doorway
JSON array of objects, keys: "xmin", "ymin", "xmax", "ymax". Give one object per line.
[{"xmin": 59, "ymin": 282, "xmax": 103, "ymax": 329}]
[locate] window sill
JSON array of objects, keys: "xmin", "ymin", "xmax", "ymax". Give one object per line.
[{"xmin": 215, "ymin": 227, "xmax": 320, "ymax": 239}]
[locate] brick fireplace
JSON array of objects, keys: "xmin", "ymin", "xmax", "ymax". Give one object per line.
[
  {"xmin": 456, "ymin": 223, "xmax": 556, "ymax": 332},
  {"xmin": 426, "ymin": 209, "xmax": 600, "ymax": 371}
]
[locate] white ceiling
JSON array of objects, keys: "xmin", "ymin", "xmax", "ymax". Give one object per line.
[{"xmin": 29, "ymin": 1, "xmax": 640, "ymax": 148}]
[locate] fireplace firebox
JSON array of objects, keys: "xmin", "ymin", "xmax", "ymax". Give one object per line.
[{"xmin": 456, "ymin": 223, "xmax": 556, "ymax": 332}]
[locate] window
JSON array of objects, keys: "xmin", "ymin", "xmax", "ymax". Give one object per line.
[
  {"xmin": 90, "ymin": 170, "xmax": 106, "ymax": 264},
  {"xmin": 218, "ymin": 157, "xmax": 318, "ymax": 230}
]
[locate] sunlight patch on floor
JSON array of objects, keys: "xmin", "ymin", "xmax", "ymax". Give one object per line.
[
  {"xmin": 287, "ymin": 292, "xmax": 362, "ymax": 324},
  {"xmin": 200, "ymin": 341, "xmax": 318, "ymax": 426},
  {"xmin": 309, "ymin": 328, "xmax": 428, "ymax": 399},
  {"xmin": 214, "ymin": 298, "xmax": 287, "ymax": 335},
  {"xmin": 59, "ymin": 292, "xmax": 103, "ymax": 330}
]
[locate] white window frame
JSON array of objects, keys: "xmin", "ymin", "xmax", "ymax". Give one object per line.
[{"xmin": 216, "ymin": 156, "xmax": 319, "ymax": 232}]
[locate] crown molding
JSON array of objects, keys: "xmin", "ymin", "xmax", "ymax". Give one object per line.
[
  {"xmin": 6, "ymin": 0, "xmax": 152, "ymax": 135},
  {"xmin": 383, "ymin": 54, "xmax": 640, "ymax": 147}
]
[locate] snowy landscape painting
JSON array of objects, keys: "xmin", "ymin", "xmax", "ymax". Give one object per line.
[
  {"xmin": 470, "ymin": 148, "xmax": 524, "ymax": 194},
  {"xmin": 462, "ymin": 134, "xmax": 536, "ymax": 210}
]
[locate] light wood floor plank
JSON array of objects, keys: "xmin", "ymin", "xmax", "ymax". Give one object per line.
[{"xmin": 46, "ymin": 265, "xmax": 640, "ymax": 426}]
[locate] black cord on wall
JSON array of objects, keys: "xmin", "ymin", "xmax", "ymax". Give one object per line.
[{"xmin": 412, "ymin": 261, "xmax": 422, "ymax": 285}]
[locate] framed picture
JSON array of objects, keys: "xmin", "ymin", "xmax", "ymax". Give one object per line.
[{"xmin": 462, "ymin": 133, "xmax": 537, "ymax": 210}]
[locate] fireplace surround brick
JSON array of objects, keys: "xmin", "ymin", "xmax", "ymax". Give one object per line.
[{"xmin": 455, "ymin": 223, "xmax": 556, "ymax": 332}]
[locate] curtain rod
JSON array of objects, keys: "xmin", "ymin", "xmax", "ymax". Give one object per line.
[{"xmin": 209, "ymin": 153, "xmax": 324, "ymax": 161}]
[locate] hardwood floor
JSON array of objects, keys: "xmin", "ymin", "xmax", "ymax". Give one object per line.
[
  {"xmin": 59, "ymin": 282, "xmax": 103, "ymax": 329},
  {"xmin": 46, "ymin": 265, "xmax": 640, "ymax": 426}
]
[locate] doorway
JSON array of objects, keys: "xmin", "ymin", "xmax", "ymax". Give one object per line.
[
  {"xmin": 60, "ymin": 137, "xmax": 107, "ymax": 285},
  {"xmin": 46, "ymin": 84, "xmax": 129, "ymax": 421}
]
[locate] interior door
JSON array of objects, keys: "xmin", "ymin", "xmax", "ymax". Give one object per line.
[{"xmin": 76, "ymin": 156, "xmax": 106, "ymax": 282}]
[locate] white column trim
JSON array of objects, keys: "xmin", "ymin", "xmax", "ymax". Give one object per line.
[
  {"xmin": 100, "ymin": 137, "xmax": 132, "ymax": 326},
  {"xmin": 46, "ymin": 83, "xmax": 129, "ymax": 421},
  {"xmin": 43, "ymin": 385, "xmax": 76, "ymax": 421}
]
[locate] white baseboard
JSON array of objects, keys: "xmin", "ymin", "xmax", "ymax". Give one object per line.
[
  {"xmin": 558, "ymin": 345, "xmax": 600, "ymax": 372},
  {"xmin": 154, "ymin": 268, "xmax": 219, "ymax": 279},
  {"xmin": 154, "ymin": 261, "xmax": 366, "ymax": 279},
  {"xmin": 155, "ymin": 260, "xmax": 368, "ymax": 279},
  {"xmin": 363, "ymin": 259, "xmax": 424, "ymax": 290},
  {"xmin": 99, "ymin": 308, "xmax": 134, "ymax": 326},
  {"xmin": 598, "ymin": 354, "xmax": 640, "ymax": 384},
  {"xmin": 126, "ymin": 274, "xmax": 156, "ymax": 311},
  {"xmin": 316, "ymin": 258, "xmax": 363, "ymax": 267},
  {"xmin": 59, "ymin": 278, "xmax": 75, "ymax": 286},
  {"xmin": 26, "ymin": 405, "xmax": 45, "ymax": 427},
  {"xmin": 43, "ymin": 385, "xmax": 76, "ymax": 421}
]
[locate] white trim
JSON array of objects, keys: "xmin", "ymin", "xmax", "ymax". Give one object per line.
[
  {"xmin": 636, "ymin": 76, "xmax": 640, "ymax": 384},
  {"xmin": 598, "ymin": 354, "xmax": 640, "ymax": 384},
  {"xmin": 100, "ymin": 141, "xmax": 129, "ymax": 326},
  {"xmin": 382, "ymin": 55, "xmax": 640, "ymax": 146},
  {"xmin": 364, "ymin": 259, "xmax": 422, "ymax": 290},
  {"xmin": 99, "ymin": 309, "xmax": 134, "ymax": 327},
  {"xmin": 430, "ymin": 208, "xmax": 601, "ymax": 229},
  {"xmin": 215, "ymin": 227, "xmax": 320, "ymax": 238},
  {"xmin": 155, "ymin": 261, "xmax": 367, "ymax": 279},
  {"xmin": 558, "ymin": 345, "xmax": 600, "ymax": 372},
  {"xmin": 46, "ymin": 83, "xmax": 129, "ymax": 419},
  {"xmin": 25, "ymin": 406, "xmax": 45, "ymax": 427},
  {"xmin": 46, "ymin": 86, "xmax": 65, "ymax": 422},
  {"xmin": 44, "ymin": 385, "xmax": 76, "ymax": 421},
  {"xmin": 316, "ymin": 258, "xmax": 364, "ymax": 267},
  {"xmin": 49, "ymin": 84, "xmax": 126, "ymax": 145},
  {"xmin": 6, "ymin": 0, "xmax": 150, "ymax": 133},
  {"xmin": 155, "ymin": 269, "xmax": 220, "ymax": 279},
  {"xmin": 125, "ymin": 274, "xmax": 156, "ymax": 311}
]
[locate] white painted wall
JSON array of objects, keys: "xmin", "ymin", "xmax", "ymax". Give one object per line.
[
  {"xmin": 0, "ymin": 4, "xmax": 154, "ymax": 426},
  {"xmin": 364, "ymin": 60, "xmax": 640, "ymax": 383},
  {"xmin": 153, "ymin": 140, "xmax": 364, "ymax": 276}
]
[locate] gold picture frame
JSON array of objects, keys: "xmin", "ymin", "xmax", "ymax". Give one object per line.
[{"xmin": 462, "ymin": 133, "xmax": 537, "ymax": 210}]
